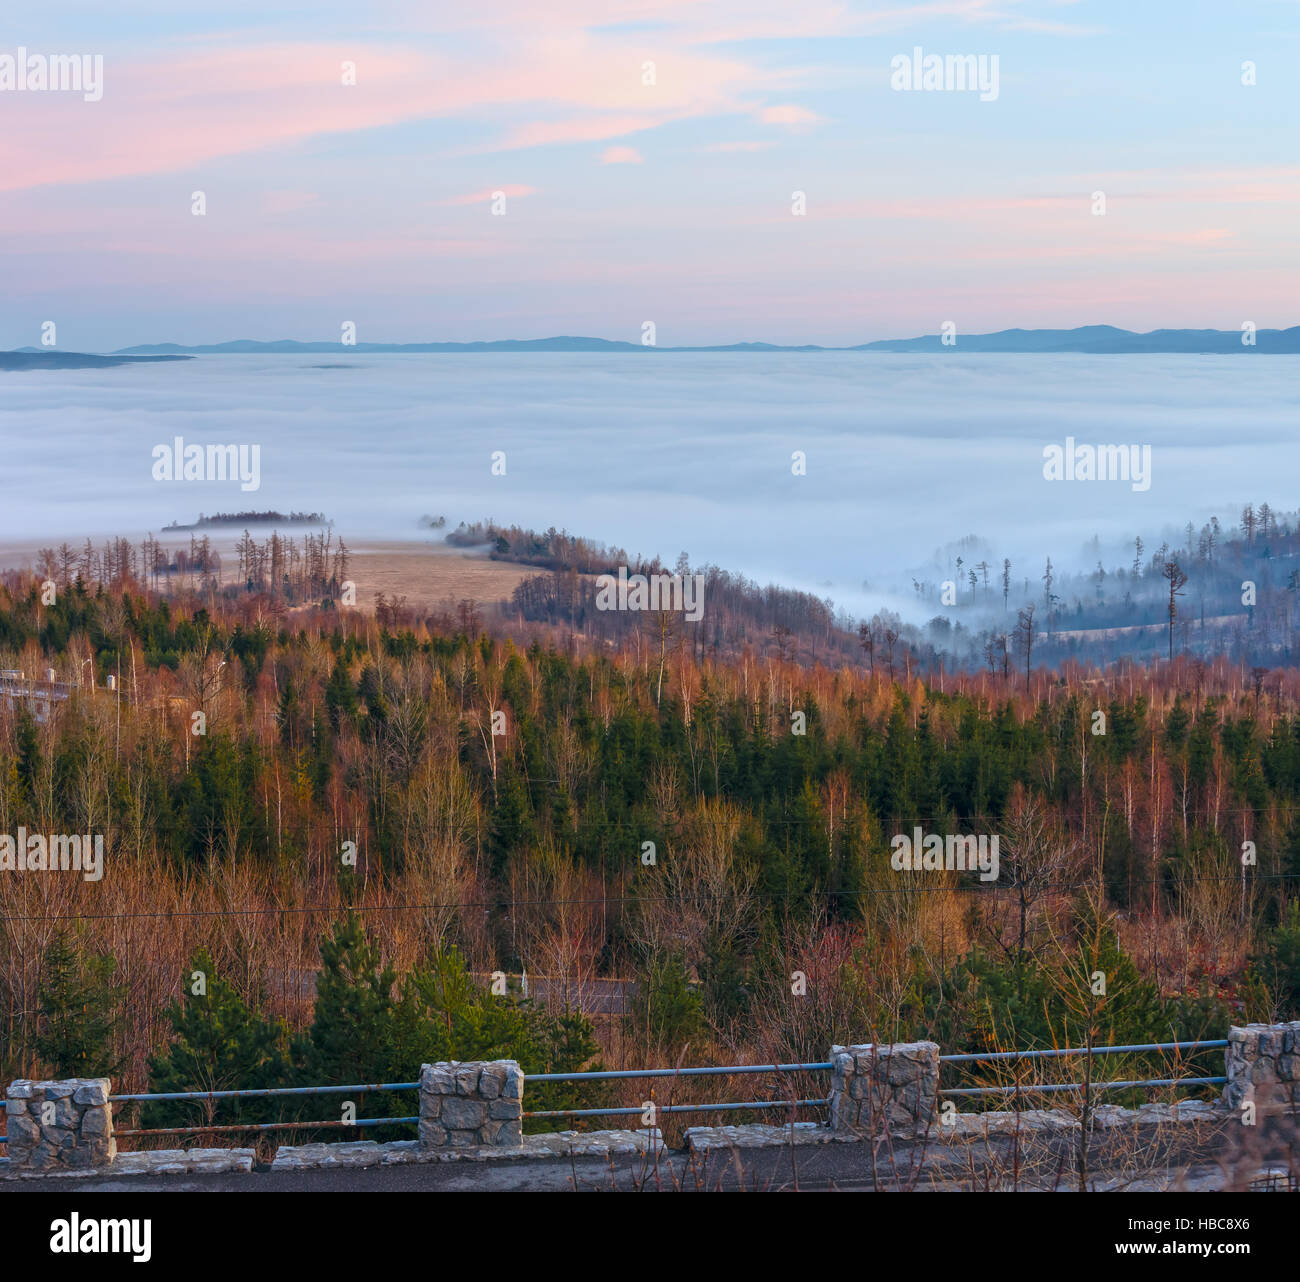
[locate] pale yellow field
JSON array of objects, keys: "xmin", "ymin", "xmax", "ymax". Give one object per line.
[
  {"xmin": 0, "ymin": 532, "xmax": 539, "ymax": 613},
  {"xmin": 343, "ymin": 541, "xmax": 539, "ymax": 612}
]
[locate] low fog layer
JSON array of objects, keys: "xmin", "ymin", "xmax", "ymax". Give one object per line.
[{"xmin": 5, "ymin": 352, "xmax": 1296, "ymax": 619}]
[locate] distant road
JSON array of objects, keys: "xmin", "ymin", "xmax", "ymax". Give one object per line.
[
  {"xmin": 499, "ymin": 976, "xmax": 636, "ymax": 1015},
  {"xmin": 274, "ymin": 969, "xmax": 635, "ymax": 1015}
]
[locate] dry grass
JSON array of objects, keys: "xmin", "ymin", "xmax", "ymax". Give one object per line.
[
  {"xmin": 343, "ymin": 541, "xmax": 538, "ymax": 614},
  {"xmin": 0, "ymin": 534, "xmax": 538, "ymax": 616}
]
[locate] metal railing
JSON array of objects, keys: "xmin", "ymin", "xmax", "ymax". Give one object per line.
[
  {"xmin": 525, "ymin": 1061, "xmax": 834, "ymax": 1120},
  {"xmin": 108, "ymin": 1081, "xmax": 422, "ymax": 1139},
  {"xmin": 0, "ymin": 1039, "xmax": 1230, "ymax": 1151},
  {"xmin": 938, "ymin": 1039, "xmax": 1229, "ymax": 1098}
]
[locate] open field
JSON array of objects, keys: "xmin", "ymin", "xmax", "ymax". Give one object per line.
[
  {"xmin": 0, "ymin": 532, "xmax": 538, "ymax": 615},
  {"xmin": 342, "ymin": 540, "xmax": 538, "ymax": 613}
]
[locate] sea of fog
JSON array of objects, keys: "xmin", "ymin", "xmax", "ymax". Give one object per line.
[{"xmin": 4, "ymin": 352, "xmax": 1296, "ymax": 621}]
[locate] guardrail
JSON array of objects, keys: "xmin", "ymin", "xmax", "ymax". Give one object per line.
[
  {"xmin": 0, "ymin": 1039, "xmax": 1231, "ymax": 1150},
  {"xmin": 524, "ymin": 1061, "xmax": 835, "ymax": 1119},
  {"xmin": 937, "ymin": 1039, "xmax": 1230, "ymax": 1097},
  {"xmin": 109, "ymin": 1081, "xmax": 422, "ymax": 1139}
]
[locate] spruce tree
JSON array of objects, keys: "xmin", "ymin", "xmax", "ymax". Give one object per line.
[
  {"xmin": 145, "ymin": 949, "xmax": 288, "ymax": 1129},
  {"xmin": 297, "ymin": 914, "xmax": 398, "ymax": 1087},
  {"xmin": 35, "ymin": 929, "xmax": 123, "ymax": 1078}
]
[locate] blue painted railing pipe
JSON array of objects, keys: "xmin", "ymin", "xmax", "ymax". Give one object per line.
[{"xmin": 939, "ymin": 1040, "xmax": 1227, "ymax": 1064}]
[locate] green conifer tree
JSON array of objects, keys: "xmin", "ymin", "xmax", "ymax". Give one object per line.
[
  {"xmin": 144, "ymin": 949, "xmax": 289, "ymax": 1130},
  {"xmin": 35, "ymin": 929, "xmax": 124, "ymax": 1078}
]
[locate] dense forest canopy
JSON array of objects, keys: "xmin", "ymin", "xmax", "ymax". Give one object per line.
[{"xmin": 2, "ymin": 544, "xmax": 1298, "ymax": 1138}]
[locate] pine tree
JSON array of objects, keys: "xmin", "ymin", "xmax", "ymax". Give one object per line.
[
  {"xmin": 35, "ymin": 930, "xmax": 124, "ymax": 1078},
  {"xmin": 324, "ymin": 659, "xmax": 358, "ymax": 731},
  {"xmin": 15, "ymin": 707, "xmax": 41, "ymax": 804},
  {"xmin": 1252, "ymin": 902, "xmax": 1300, "ymax": 1020},
  {"xmin": 631, "ymin": 952, "xmax": 703, "ymax": 1054},
  {"xmin": 403, "ymin": 946, "xmax": 601, "ymax": 1127},
  {"xmin": 297, "ymin": 914, "xmax": 398, "ymax": 1087},
  {"xmin": 144, "ymin": 949, "xmax": 289, "ymax": 1129}
]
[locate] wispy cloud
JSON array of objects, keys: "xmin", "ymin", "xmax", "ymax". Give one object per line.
[
  {"xmin": 699, "ymin": 140, "xmax": 775, "ymax": 152},
  {"xmin": 758, "ymin": 104, "xmax": 820, "ymax": 126},
  {"xmin": 439, "ymin": 184, "xmax": 537, "ymax": 205}
]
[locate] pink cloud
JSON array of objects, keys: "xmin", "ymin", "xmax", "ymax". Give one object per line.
[
  {"xmin": 439, "ymin": 184, "xmax": 537, "ymax": 205},
  {"xmin": 0, "ymin": 45, "xmax": 447, "ymax": 193},
  {"xmin": 758, "ymin": 104, "xmax": 820, "ymax": 125},
  {"xmin": 600, "ymin": 146, "xmax": 643, "ymax": 164},
  {"xmin": 0, "ymin": 4, "xmax": 1103, "ymax": 194},
  {"xmin": 487, "ymin": 115, "xmax": 666, "ymax": 152},
  {"xmin": 428, "ymin": 0, "xmax": 1094, "ymax": 44},
  {"xmin": 700, "ymin": 140, "xmax": 775, "ymax": 152},
  {"xmin": 0, "ymin": 32, "xmax": 764, "ymax": 189}
]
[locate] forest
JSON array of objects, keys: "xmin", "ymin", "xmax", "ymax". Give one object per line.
[{"xmin": 2, "ymin": 555, "xmax": 1299, "ymax": 1146}]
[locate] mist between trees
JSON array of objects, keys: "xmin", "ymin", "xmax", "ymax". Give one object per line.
[
  {"xmin": 32, "ymin": 505, "xmax": 1300, "ymax": 683},
  {"xmin": 1, "ymin": 552, "xmax": 1299, "ymax": 1153}
]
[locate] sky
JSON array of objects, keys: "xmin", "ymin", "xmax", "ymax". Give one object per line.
[{"xmin": 2, "ymin": 0, "xmax": 1298, "ymax": 349}]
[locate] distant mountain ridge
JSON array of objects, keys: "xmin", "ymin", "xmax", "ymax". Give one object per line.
[
  {"xmin": 115, "ymin": 337, "xmax": 827, "ymax": 354},
  {"xmin": 114, "ymin": 326, "xmax": 1300, "ymax": 355},
  {"xmin": 856, "ymin": 325, "xmax": 1300, "ymax": 353},
  {"xmin": 0, "ymin": 349, "xmax": 192, "ymax": 371}
]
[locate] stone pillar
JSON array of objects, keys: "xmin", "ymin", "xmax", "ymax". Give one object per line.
[
  {"xmin": 418, "ymin": 1060, "xmax": 523, "ymax": 1149},
  {"xmin": 5, "ymin": 1078, "xmax": 115, "ymax": 1172},
  {"xmin": 829, "ymin": 1042, "xmax": 940, "ymax": 1136},
  {"xmin": 1222, "ymin": 1022, "xmax": 1300, "ymax": 1116}
]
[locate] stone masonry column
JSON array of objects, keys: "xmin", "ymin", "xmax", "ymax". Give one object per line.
[
  {"xmin": 5, "ymin": 1078, "xmax": 115, "ymax": 1172},
  {"xmin": 418, "ymin": 1060, "xmax": 523, "ymax": 1149},
  {"xmin": 829, "ymin": 1042, "xmax": 940, "ymax": 1136},
  {"xmin": 1222, "ymin": 1022, "xmax": 1300, "ymax": 1117}
]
